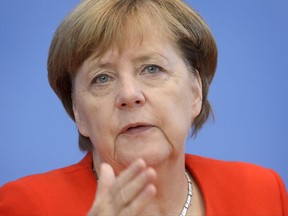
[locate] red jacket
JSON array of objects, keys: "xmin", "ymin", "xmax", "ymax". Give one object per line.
[{"xmin": 1, "ymin": 153, "xmax": 287, "ymax": 215}]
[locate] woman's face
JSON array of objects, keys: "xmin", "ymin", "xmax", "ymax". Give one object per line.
[{"xmin": 73, "ymin": 27, "xmax": 202, "ymax": 170}]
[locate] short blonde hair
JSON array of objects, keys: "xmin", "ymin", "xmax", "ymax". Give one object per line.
[{"xmin": 48, "ymin": 0, "xmax": 217, "ymax": 151}]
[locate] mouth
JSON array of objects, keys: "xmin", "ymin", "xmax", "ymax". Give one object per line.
[{"xmin": 119, "ymin": 123, "xmax": 154, "ymax": 135}]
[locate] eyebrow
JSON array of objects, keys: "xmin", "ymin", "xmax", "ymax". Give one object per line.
[
  {"xmin": 96, "ymin": 62, "xmax": 114, "ymax": 69},
  {"xmin": 133, "ymin": 53, "xmax": 169, "ymax": 64},
  {"xmin": 86, "ymin": 51, "xmax": 170, "ymax": 76}
]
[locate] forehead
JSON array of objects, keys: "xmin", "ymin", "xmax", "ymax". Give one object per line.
[
  {"xmin": 87, "ymin": 24, "xmax": 180, "ymax": 69},
  {"xmin": 81, "ymin": 35, "xmax": 178, "ymax": 79}
]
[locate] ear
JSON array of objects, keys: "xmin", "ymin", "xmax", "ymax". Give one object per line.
[
  {"xmin": 191, "ymin": 70, "xmax": 203, "ymax": 119},
  {"xmin": 72, "ymin": 98, "xmax": 90, "ymax": 137}
]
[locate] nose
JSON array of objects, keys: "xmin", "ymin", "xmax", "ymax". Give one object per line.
[{"xmin": 116, "ymin": 77, "xmax": 145, "ymax": 109}]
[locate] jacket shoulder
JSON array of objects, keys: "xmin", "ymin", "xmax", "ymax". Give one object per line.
[
  {"xmin": 185, "ymin": 154, "xmax": 277, "ymax": 179},
  {"xmin": 185, "ymin": 154, "xmax": 288, "ymax": 215},
  {"xmin": 0, "ymin": 153, "xmax": 95, "ymax": 215}
]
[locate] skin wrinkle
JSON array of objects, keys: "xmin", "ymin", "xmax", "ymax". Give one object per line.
[
  {"xmin": 48, "ymin": 0, "xmax": 217, "ymax": 155},
  {"xmin": 44, "ymin": 1, "xmax": 218, "ymax": 214},
  {"xmin": 77, "ymin": 70, "xmax": 194, "ymax": 167},
  {"xmin": 114, "ymin": 67, "xmax": 190, "ymax": 161},
  {"xmin": 86, "ymin": 54, "xmax": 173, "ymax": 97},
  {"xmin": 73, "ymin": 23, "xmax": 201, "ymax": 177},
  {"xmin": 86, "ymin": 46, "xmax": 185, "ymax": 160}
]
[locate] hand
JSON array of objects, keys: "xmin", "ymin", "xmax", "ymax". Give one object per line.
[{"xmin": 87, "ymin": 159, "xmax": 157, "ymax": 216}]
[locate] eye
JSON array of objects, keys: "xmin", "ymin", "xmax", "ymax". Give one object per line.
[
  {"xmin": 145, "ymin": 65, "xmax": 160, "ymax": 74},
  {"xmin": 91, "ymin": 74, "xmax": 112, "ymax": 84}
]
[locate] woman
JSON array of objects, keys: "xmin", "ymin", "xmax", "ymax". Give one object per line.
[{"xmin": 0, "ymin": 0, "xmax": 287, "ymax": 215}]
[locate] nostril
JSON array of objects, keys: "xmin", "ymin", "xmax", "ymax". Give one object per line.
[{"xmin": 118, "ymin": 98, "xmax": 144, "ymax": 109}]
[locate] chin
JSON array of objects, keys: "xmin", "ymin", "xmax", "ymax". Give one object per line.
[
  {"xmin": 114, "ymin": 129, "xmax": 177, "ymax": 167},
  {"xmin": 115, "ymin": 142, "xmax": 172, "ymax": 168}
]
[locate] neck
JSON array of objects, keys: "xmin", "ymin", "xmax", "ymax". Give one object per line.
[{"xmin": 140, "ymin": 152, "xmax": 189, "ymax": 215}]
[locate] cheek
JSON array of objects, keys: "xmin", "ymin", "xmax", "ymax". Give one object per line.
[
  {"xmin": 171, "ymin": 79, "xmax": 195, "ymax": 120},
  {"xmin": 80, "ymin": 97, "xmax": 122, "ymax": 152},
  {"xmin": 77, "ymin": 96, "xmax": 111, "ymax": 137},
  {"xmin": 155, "ymin": 84, "xmax": 194, "ymax": 146}
]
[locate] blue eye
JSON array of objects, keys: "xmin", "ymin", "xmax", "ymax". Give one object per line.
[
  {"xmin": 145, "ymin": 65, "xmax": 160, "ymax": 74},
  {"xmin": 92, "ymin": 74, "xmax": 110, "ymax": 84}
]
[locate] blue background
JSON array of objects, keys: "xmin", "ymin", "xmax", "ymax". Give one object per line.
[{"xmin": 0, "ymin": 0, "xmax": 287, "ymax": 188}]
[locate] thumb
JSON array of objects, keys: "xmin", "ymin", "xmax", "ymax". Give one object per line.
[
  {"xmin": 96, "ymin": 163, "xmax": 116, "ymax": 197},
  {"xmin": 88, "ymin": 164, "xmax": 115, "ymax": 216}
]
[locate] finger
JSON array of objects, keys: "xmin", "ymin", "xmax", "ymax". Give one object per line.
[
  {"xmin": 97, "ymin": 163, "xmax": 116, "ymax": 197},
  {"xmin": 88, "ymin": 159, "xmax": 149, "ymax": 216},
  {"xmin": 118, "ymin": 158, "xmax": 147, "ymax": 184},
  {"xmin": 120, "ymin": 184, "xmax": 157, "ymax": 216},
  {"xmin": 109, "ymin": 159, "xmax": 146, "ymax": 196},
  {"xmin": 114, "ymin": 167, "xmax": 157, "ymax": 208},
  {"xmin": 87, "ymin": 163, "xmax": 116, "ymax": 216}
]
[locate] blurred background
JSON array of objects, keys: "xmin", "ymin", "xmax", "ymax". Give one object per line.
[{"xmin": 0, "ymin": 0, "xmax": 287, "ymax": 187}]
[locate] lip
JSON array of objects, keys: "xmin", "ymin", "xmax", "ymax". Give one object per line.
[{"xmin": 119, "ymin": 123, "xmax": 154, "ymax": 135}]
